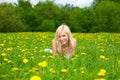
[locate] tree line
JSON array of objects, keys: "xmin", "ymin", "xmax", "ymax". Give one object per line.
[{"xmin": 0, "ymin": 0, "xmax": 120, "ymax": 33}]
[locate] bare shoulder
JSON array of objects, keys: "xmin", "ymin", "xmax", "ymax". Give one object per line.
[
  {"xmin": 52, "ymin": 38, "xmax": 57, "ymax": 46},
  {"xmin": 52, "ymin": 38, "xmax": 57, "ymax": 54},
  {"xmin": 73, "ymin": 38, "xmax": 76, "ymax": 43},
  {"xmin": 52, "ymin": 38, "xmax": 56, "ymax": 43},
  {"xmin": 73, "ymin": 38, "xmax": 76, "ymax": 48}
]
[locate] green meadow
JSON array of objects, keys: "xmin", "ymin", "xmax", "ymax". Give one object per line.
[{"xmin": 0, "ymin": 32, "xmax": 120, "ymax": 80}]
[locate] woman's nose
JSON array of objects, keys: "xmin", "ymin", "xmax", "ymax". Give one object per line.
[{"xmin": 60, "ymin": 37, "xmax": 64, "ymax": 41}]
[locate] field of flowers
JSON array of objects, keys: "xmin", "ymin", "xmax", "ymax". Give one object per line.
[{"xmin": 0, "ymin": 32, "xmax": 120, "ymax": 80}]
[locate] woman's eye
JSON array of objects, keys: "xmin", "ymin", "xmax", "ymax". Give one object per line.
[
  {"xmin": 59, "ymin": 36, "xmax": 61, "ymax": 38},
  {"xmin": 63, "ymin": 35, "xmax": 66, "ymax": 37}
]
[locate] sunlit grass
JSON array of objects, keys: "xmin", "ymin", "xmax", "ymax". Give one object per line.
[{"xmin": 0, "ymin": 32, "xmax": 120, "ymax": 80}]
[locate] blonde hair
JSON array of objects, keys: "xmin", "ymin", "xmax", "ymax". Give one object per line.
[{"xmin": 54, "ymin": 24, "xmax": 74, "ymax": 55}]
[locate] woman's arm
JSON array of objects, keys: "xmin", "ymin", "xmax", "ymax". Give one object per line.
[
  {"xmin": 73, "ymin": 38, "xmax": 76, "ymax": 54},
  {"xmin": 52, "ymin": 39, "xmax": 57, "ymax": 55}
]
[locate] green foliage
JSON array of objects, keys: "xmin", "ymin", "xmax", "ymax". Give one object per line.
[
  {"xmin": 40, "ymin": 20, "xmax": 55, "ymax": 32},
  {"xmin": 92, "ymin": 1, "xmax": 120, "ymax": 32},
  {"xmin": 0, "ymin": 0, "xmax": 120, "ymax": 32},
  {"xmin": 0, "ymin": 4, "xmax": 26, "ymax": 32},
  {"xmin": 18, "ymin": 0, "xmax": 32, "ymax": 11}
]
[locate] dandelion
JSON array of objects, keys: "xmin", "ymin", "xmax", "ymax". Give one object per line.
[
  {"xmin": 7, "ymin": 60, "xmax": 12, "ymax": 63},
  {"xmin": 61, "ymin": 68, "xmax": 67, "ymax": 73},
  {"xmin": 75, "ymin": 54, "xmax": 78, "ymax": 57},
  {"xmin": 29, "ymin": 67, "xmax": 38, "ymax": 73},
  {"xmin": 31, "ymin": 56, "xmax": 35, "ymax": 59},
  {"xmin": 22, "ymin": 49, "xmax": 26, "ymax": 52},
  {"xmin": 23, "ymin": 58, "xmax": 28, "ymax": 63},
  {"xmin": 100, "ymin": 55, "xmax": 105, "ymax": 59},
  {"xmin": 81, "ymin": 52, "xmax": 87, "ymax": 56},
  {"xmin": 71, "ymin": 57, "xmax": 76, "ymax": 61},
  {"xmin": 30, "ymin": 75, "xmax": 41, "ymax": 80},
  {"xmin": 100, "ymin": 69, "xmax": 106, "ymax": 73},
  {"xmin": 73, "ymin": 69, "xmax": 77, "ymax": 72},
  {"xmin": 50, "ymin": 68, "xmax": 55, "ymax": 73},
  {"xmin": 94, "ymin": 78, "xmax": 106, "ymax": 80},
  {"xmin": 49, "ymin": 56, "xmax": 55, "ymax": 59},
  {"xmin": 42, "ymin": 55, "xmax": 46, "ymax": 58},
  {"xmin": 1, "ymin": 53, "xmax": 7, "ymax": 57},
  {"xmin": 97, "ymin": 69, "xmax": 106, "ymax": 77},
  {"xmin": 7, "ymin": 47, "xmax": 13, "ymax": 51},
  {"xmin": 80, "ymin": 68, "xmax": 85, "ymax": 74},
  {"xmin": 100, "ymin": 55, "xmax": 109, "ymax": 60},
  {"xmin": 12, "ymin": 67, "xmax": 19, "ymax": 71},
  {"xmin": 38, "ymin": 61, "xmax": 48, "ymax": 68},
  {"xmin": 4, "ymin": 58, "xmax": 9, "ymax": 62},
  {"xmin": 100, "ymin": 49, "xmax": 104, "ymax": 52},
  {"xmin": 0, "ymin": 43, "xmax": 4, "ymax": 47},
  {"xmin": 18, "ymin": 55, "xmax": 21, "ymax": 57},
  {"xmin": 98, "ymin": 72, "xmax": 105, "ymax": 76},
  {"xmin": 32, "ymin": 67, "xmax": 38, "ymax": 71}
]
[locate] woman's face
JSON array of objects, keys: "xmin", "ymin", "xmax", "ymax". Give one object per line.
[{"xmin": 58, "ymin": 31, "xmax": 69, "ymax": 46}]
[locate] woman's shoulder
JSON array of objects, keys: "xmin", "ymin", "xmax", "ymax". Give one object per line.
[
  {"xmin": 73, "ymin": 38, "xmax": 76, "ymax": 43},
  {"xmin": 52, "ymin": 38, "xmax": 57, "ymax": 44},
  {"xmin": 52, "ymin": 38, "xmax": 56, "ymax": 42}
]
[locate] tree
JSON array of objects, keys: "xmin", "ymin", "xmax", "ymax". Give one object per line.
[
  {"xmin": 91, "ymin": 1, "xmax": 120, "ymax": 32},
  {"xmin": 69, "ymin": 7, "xmax": 84, "ymax": 32},
  {"xmin": 18, "ymin": 0, "xmax": 32, "ymax": 11},
  {"xmin": 0, "ymin": 3, "xmax": 26, "ymax": 32},
  {"xmin": 40, "ymin": 20, "xmax": 55, "ymax": 32},
  {"xmin": 34, "ymin": 1, "xmax": 61, "ymax": 31}
]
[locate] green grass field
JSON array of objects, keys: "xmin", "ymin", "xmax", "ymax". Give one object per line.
[{"xmin": 0, "ymin": 32, "xmax": 120, "ymax": 80}]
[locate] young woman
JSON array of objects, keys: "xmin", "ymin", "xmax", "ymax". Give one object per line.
[{"xmin": 52, "ymin": 24, "xmax": 76, "ymax": 59}]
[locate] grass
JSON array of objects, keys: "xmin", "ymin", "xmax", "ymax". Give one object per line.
[{"xmin": 0, "ymin": 32, "xmax": 120, "ymax": 80}]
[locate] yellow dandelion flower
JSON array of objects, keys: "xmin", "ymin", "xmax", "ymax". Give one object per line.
[
  {"xmin": 100, "ymin": 55, "xmax": 106, "ymax": 60},
  {"xmin": 100, "ymin": 49, "xmax": 104, "ymax": 52},
  {"xmin": 18, "ymin": 55, "xmax": 21, "ymax": 57},
  {"xmin": 71, "ymin": 57, "xmax": 76, "ymax": 61},
  {"xmin": 50, "ymin": 68, "xmax": 55, "ymax": 73},
  {"xmin": 7, "ymin": 47, "xmax": 13, "ymax": 51},
  {"xmin": 94, "ymin": 78, "xmax": 106, "ymax": 80},
  {"xmin": 81, "ymin": 70, "xmax": 85, "ymax": 74},
  {"xmin": 30, "ymin": 75, "xmax": 41, "ymax": 80},
  {"xmin": 49, "ymin": 56, "xmax": 55, "ymax": 59},
  {"xmin": 0, "ymin": 43, "xmax": 4, "ymax": 47},
  {"xmin": 75, "ymin": 54, "xmax": 78, "ymax": 57},
  {"xmin": 32, "ymin": 67, "xmax": 38, "ymax": 71},
  {"xmin": 31, "ymin": 56, "xmax": 35, "ymax": 59},
  {"xmin": 29, "ymin": 70, "xmax": 33, "ymax": 73},
  {"xmin": 80, "ymin": 68, "xmax": 84, "ymax": 71},
  {"xmin": 7, "ymin": 60, "xmax": 12, "ymax": 63},
  {"xmin": 81, "ymin": 52, "xmax": 87, "ymax": 56},
  {"xmin": 97, "ymin": 69, "xmax": 106, "ymax": 76},
  {"xmin": 104, "ymin": 58, "xmax": 109, "ymax": 60},
  {"xmin": 22, "ymin": 49, "xmax": 26, "ymax": 52},
  {"xmin": 73, "ymin": 69, "xmax": 77, "ymax": 72},
  {"xmin": 38, "ymin": 61, "xmax": 48, "ymax": 68},
  {"xmin": 4, "ymin": 58, "xmax": 9, "ymax": 62},
  {"xmin": 98, "ymin": 72, "xmax": 105, "ymax": 76},
  {"xmin": 100, "ymin": 69, "xmax": 106, "ymax": 73},
  {"xmin": 1, "ymin": 53, "xmax": 7, "ymax": 57},
  {"xmin": 80, "ymin": 68, "xmax": 85, "ymax": 74},
  {"xmin": 23, "ymin": 58, "xmax": 28, "ymax": 63},
  {"xmin": 118, "ymin": 60, "xmax": 120, "ymax": 64},
  {"xmin": 61, "ymin": 68, "xmax": 67, "ymax": 73},
  {"xmin": 42, "ymin": 55, "xmax": 46, "ymax": 58},
  {"xmin": 12, "ymin": 67, "xmax": 19, "ymax": 71}
]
